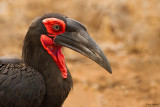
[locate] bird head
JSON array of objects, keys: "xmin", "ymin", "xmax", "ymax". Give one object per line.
[{"xmin": 24, "ymin": 13, "xmax": 112, "ymax": 79}]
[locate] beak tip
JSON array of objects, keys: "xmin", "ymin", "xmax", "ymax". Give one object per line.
[
  {"xmin": 105, "ymin": 66, "xmax": 112, "ymax": 74},
  {"xmin": 107, "ymin": 69, "xmax": 112, "ymax": 74},
  {"xmin": 109, "ymin": 70, "xmax": 112, "ymax": 74}
]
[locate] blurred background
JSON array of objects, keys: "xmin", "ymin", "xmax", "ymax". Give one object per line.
[{"xmin": 0, "ymin": 0, "xmax": 160, "ymax": 107}]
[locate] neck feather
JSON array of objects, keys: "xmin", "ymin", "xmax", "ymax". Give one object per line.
[{"xmin": 22, "ymin": 28, "xmax": 73, "ymax": 106}]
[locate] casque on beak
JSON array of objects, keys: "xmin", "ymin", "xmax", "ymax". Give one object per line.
[{"xmin": 54, "ymin": 18, "xmax": 112, "ymax": 74}]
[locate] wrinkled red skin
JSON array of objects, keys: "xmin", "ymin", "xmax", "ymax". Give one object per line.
[{"xmin": 41, "ymin": 18, "xmax": 67, "ymax": 79}]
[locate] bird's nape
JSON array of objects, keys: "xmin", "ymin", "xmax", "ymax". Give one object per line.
[{"xmin": 0, "ymin": 58, "xmax": 22, "ymax": 64}]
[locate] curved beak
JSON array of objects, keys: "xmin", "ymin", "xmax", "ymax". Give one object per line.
[{"xmin": 54, "ymin": 18, "xmax": 112, "ymax": 74}]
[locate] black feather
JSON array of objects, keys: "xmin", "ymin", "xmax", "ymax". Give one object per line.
[{"xmin": 0, "ymin": 13, "xmax": 73, "ymax": 107}]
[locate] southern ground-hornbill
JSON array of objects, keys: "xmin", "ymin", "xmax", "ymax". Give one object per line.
[{"xmin": 0, "ymin": 13, "xmax": 112, "ymax": 107}]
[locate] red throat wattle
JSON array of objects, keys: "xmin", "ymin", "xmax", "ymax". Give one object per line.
[
  {"xmin": 41, "ymin": 18, "xmax": 67, "ymax": 79},
  {"xmin": 41, "ymin": 35, "xmax": 67, "ymax": 79}
]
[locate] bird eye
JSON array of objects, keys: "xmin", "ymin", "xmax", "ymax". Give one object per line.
[{"xmin": 52, "ymin": 24, "xmax": 61, "ymax": 31}]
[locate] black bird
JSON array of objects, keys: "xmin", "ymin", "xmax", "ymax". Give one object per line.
[{"xmin": 0, "ymin": 13, "xmax": 112, "ymax": 107}]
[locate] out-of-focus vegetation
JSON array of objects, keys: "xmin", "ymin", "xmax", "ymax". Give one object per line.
[{"xmin": 0, "ymin": 0, "xmax": 160, "ymax": 107}]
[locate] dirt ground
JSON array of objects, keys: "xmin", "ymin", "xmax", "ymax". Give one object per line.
[
  {"xmin": 0, "ymin": 0, "xmax": 160, "ymax": 107},
  {"xmin": 63, "ymin": 52, "xmax": 160, "ymax": 107}
]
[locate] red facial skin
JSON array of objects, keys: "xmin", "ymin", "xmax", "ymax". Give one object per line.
[{"xmin": 41, "ymin": 18, "xmax": 67, "ymax": 79}]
